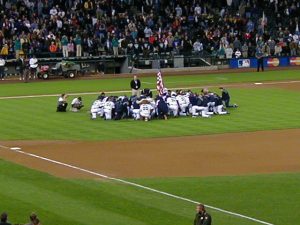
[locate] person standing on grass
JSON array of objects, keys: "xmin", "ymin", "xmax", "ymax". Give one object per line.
[
  {"xmin": 0, "ymin": 212, "xmax": 12, "ymax": 225},
  {"xmin": 130, "ymin": 75, "xmax": 141, "ymax": 97},
  {"xmin": 194, "ymin": 204, "xmax": 212, "ymax": 225}
]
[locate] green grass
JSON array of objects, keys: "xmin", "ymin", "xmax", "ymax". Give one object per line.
[
  {"xmin": 1, "ymin": 70, "xmax": 300, "ymax": 225},
  {"xmin": 1, "ymin": 70, "xmax": 300, "ymax": 97},
  {"xmin": 0, "ymin": 159, "xmax": 298, "ymax": 225},
  {"xmin": 0, "ymin": 88, "xmax": 300, "ymax": 140}
]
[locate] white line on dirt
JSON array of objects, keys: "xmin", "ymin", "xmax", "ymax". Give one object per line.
[
  {"xmin": 0, "ymin": 144, "xmax": 274, "ymax": 225},
  {"xmin": 0, "ymin": 80, "xmax": 299, "ymax": 100}
]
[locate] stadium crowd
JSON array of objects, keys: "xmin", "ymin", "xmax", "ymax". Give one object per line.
[{"xmin": 0, "ymin": 0, "xmax": 299, "ymax": 59}]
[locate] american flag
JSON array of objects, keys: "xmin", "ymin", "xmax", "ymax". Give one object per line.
[{"xmin": 156, "ymin": 70, "xmax": 165, "ymax": 95}]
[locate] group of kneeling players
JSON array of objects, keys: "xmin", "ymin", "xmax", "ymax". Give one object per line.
[{"xmin": 86, "ymin": 87, "xmax": 237, "ymax": 121}]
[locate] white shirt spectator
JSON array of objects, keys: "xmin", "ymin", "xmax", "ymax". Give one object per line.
[
  {"xmin": 0, "ymin": 58, "xmax": 5, "ymax": 66},
  {"xmin": 58, "ymin": 10, "xmax": 65, "ymax": 18},
  {"xmin": 50, "ymin": 7, "xmax": 58, "ymax": 16},
  {"xmin": 235, "ymin": 50, "xmax": 242, "ymax": 58},
  {"xmin": 175, "ymin": 5, "xmax": 182, "ymax": 17},
  {"xmin": 225, "ymin": 47, "xmax": 233, "ymax": 59},
  {"xmin": 29, "ymin": 57, "xmax": 38, "ymax": 68},
  {"xmin": 193, "ymin": 41, "xmax": 203, "ymax": 52},
  {"xmin": 56, "ymin": 19, "xmax": 63, "ymax": 29},
  {"xmin": 144, "ymin": 27, "xmax": 152, "ymax": 38},
  {"xmin": 194, "ymin": 5, "xmax": 202, "ymax": 15}
]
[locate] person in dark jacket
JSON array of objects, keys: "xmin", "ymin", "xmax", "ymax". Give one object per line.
[
  {"xmin": 194, "ymin": 204, "xmax": 212, "ymax": 225},
  {"xmin": 130, "ymin": 75, "xmax": 141, "ymax": 97},
  {"xmin": 0, "ymin": 212, "xmax": 12, "ymax": 225},
  {"xmin": 156, "ymin": 95, "xmax": 168, "ymax": 120},
  {"xmin": 16, "ymin": 53, "xmax": 27, "ymax": 81},
  {"xmin": 57, "ymin": 94, "xmax": 68, "ymax": 112},
  {"xmin": 219, "ymin": 87, "xmax": 238, "ymax": 108}
]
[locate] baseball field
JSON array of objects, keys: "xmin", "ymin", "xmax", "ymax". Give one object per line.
[{"xmin": 0, "ymin": 70, "xmax": 300, "ymax": 225}]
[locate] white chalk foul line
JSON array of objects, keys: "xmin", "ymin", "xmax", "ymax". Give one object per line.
[
  {"xmin": 0, "ymin": 80, "xmax": 299, "ymax": 100},
  {"xmin": 0, "ymin": 145, "xmax": 274, "ymax": 225}
]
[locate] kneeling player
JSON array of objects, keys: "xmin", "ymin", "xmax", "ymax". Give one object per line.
[
  {"xmin": 139, "ymin": 101, "xmax": 154, "ymax": 122},
  {"xmin": 71, "ymin": 97, "xmax": 84, "ymax": 112},
  {"xmin": 90, "ymin": 98, "xmax": 104, "ymax": 119},
  {"xmin": 103, "ymin": 97, "xmax": 115, "ymax": 120}
]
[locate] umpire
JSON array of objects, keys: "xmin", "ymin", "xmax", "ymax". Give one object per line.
[{"xmin": 194, "ymin": 204, "xmax": 212, "ymax": 225}]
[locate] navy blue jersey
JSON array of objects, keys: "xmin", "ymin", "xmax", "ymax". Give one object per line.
[
  {"xmin": 201, "ymin": 95, "xmax": 209, "ymax": 106},
  {"xmin": 189, "ymin": 95, "xmax": 198, "ymax": 106},
  {"xmin": 132, "ymin": 101, "xmax": 140, "ymax": 109},
  {"xmin": 157, "ymin": 97, "xmax": 168, "ymax": 113},
  {"xmin": 221, "ymin": 89, "xmax": 230, "ymax": 101}
]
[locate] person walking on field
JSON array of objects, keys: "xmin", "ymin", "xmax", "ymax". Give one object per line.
[
  {"xmin": 130, "ymin": 75, "xmax": 141, "ymax": 97},
  {"xmin": 194, "ymin": 204, "xmax": 212, "ymax": 225}
]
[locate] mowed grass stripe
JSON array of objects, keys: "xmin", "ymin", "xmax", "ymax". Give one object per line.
[
  {"xmin": 0, "ymin": 159, "xmax": 263, "ymax": 225},
  {"xmin": 1, "ymin": 70, "xmax": 300, "ymax": 97},
  {"xmin": 1, "ymin": 88, "xmax": 300, "ymax": 140}
]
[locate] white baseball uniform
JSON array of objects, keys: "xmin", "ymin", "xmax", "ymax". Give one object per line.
[{"xmin": 103, "ymin": 101, "xmax": 115, "ymax": 120}]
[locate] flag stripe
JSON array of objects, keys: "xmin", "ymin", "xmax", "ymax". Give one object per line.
[{"xmin": 156, "ymin": 71, "xmax": 165, "ymax": 95}]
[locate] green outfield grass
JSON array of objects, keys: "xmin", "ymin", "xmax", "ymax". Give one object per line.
[
  {"xmin": 0, "ymin": 87, "xmax": 300, "ymax": 140},
  {"xmin": 1, "ymin": 70, "xmax": 300, "ymax": 225},
  {"xmin": 0, "ymin": 70, "xmax": 300, "ymax": 97},
  {"xmin": 0, "ymin": 159, "xmax": 298, "ymax": 225}
]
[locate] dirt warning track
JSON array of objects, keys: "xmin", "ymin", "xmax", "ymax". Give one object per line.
[{"xmin": 0, "ymin": 129, "xmax": 300, "ymax": 179}]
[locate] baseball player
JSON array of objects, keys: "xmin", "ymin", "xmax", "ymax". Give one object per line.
[
  {"xmin": 156, "ymin": 95, "xmax": 168, "ymax": 120},
  {"xmin": 103, "ymin": 97, "xmax": 115, "ymax": 120},
  {"xmin": 176, "ymin": 91, "xmax": 190, "ymax": 116},
  {"xmin": 90, "ymin": 98, "xmax": 104, "ymax": 119},
  {"xmin": 167, "ymin": 92, "xmax": 179, "ymax": 117},
  {"xmin": 139, "ymin": 101, "xmax": 154, "ymax": 121},
  {"xmin": 131, "ymin": 96, "xmax": 141, "ymax": 120},
  {"xmin": 191, "ymin": 94, "xmax": 211, "ymax": 118}
]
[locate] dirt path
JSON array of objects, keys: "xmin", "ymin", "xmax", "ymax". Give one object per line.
[{"xmin": 1, "ymin": 129, "xmax": 300, "ymax": 179}]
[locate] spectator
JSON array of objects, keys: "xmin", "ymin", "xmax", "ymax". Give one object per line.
[
  {"xmin": 49, "ymin": 42, "xmax": 57, "ymax": 56},
  {"xmin": 275, "ymin": 43, "xmax": 282, "ymax": 56},
  {"xmin": 0, "ymin": 44, "xmax": 8, "ymax": 59},
  {"xmin": 112, "ymin": 35, "xmax": 119, "ymax": 57},
  {"xmin": 241, "ymin": 43, "xmax": 249, "ymax": 58},
  {"xmin": 14, "ymin": 37, "xmax": 22, "ymax": 59},
  {"xmin": 67, "ymin": 37, "xmax": 75, "ymax": 57},
  {"xmin": 193, "ymin": 39, "xmax": 203, "ymax": 54},
  {"xmin": 225, "ymin": 45, "xmax": 233, "ymax": 59},
  {"xmin": 75, "ymin": 34, "xmax": 82, "ymax": 57},
  {"xmin": 0, "ymin": 55, "xmax": 5, "ymax": 80},
  {"xmin": 61, "ymin": 35, "xmax": 69, "ymax": 58}
]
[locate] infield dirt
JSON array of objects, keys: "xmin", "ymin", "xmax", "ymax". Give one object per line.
[{"xmin": 0, "ymin": 129, "xmax": 299, "ymax": 179}]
